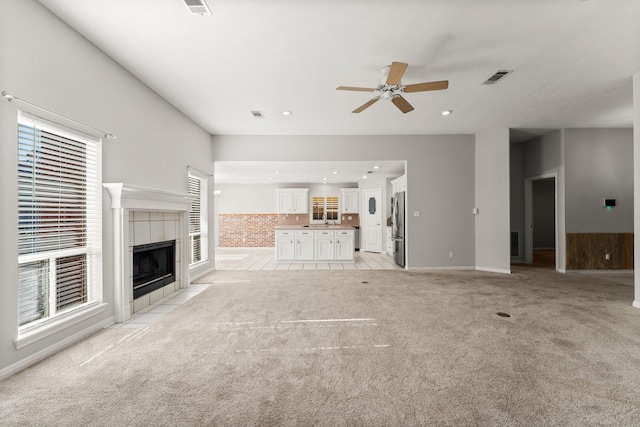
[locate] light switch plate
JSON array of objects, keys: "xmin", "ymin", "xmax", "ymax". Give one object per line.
[{"xmin": 414, "ymin": 211, "xmax": 420, "ymax": 217}]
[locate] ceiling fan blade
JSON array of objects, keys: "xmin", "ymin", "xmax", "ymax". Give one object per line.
[
  {"xmin": 386, "ymin": 62, "xmax": 409, "ymax": 86},
  {"xmin": 404, "ymin": 80, "xmax": 449, "ymax": 93},
  {"xmin": 352, "ymin": 98, "xmax": 380, "ymax": 113},
  {"xmin": 336, "ymin": 86, "xmax": 376, "ymax": 92},
  {"xmin": 391, "ymin": 95, "xmax": 414, "ymax": 114}
]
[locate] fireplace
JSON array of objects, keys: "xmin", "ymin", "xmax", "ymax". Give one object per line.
[{"xmin": 132, "ymin": 240, "xmax": 176, "ymax": 299}]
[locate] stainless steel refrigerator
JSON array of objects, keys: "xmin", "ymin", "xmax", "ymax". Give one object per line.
[{"xmin": 392, "ymin": 191, "xmax": 406, "ymax": 267}]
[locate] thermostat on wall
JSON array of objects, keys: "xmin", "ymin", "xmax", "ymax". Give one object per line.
[{"xmin": 603, "ymin": 199, "xmax": 616, "ymax": 208}]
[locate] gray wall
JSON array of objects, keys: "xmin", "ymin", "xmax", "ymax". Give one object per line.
[
  {"xmin": 475, "ymin": 128, "xmax": 510, "ymax": 273},
  {"xmin": 0, "ymin": 0, "xmax": 213, "ymax": 377},
  {"xmin": 564, "ymin": 128, "xmax": 633, "ymax": 233},
  {"xmin": 211, "ymin": 135, "xmax": 476, "ymax": 269},
  {"xmin": 519, "ymin": 130, "xmax": 566, "ymax": 270}
]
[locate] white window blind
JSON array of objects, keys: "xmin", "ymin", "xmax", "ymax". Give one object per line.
[
  {"xmin": 188, "ymin": 171, "xmax": 208, "ymax": 266},
  {"xmin": 17, "ymin": 112, "xmax": 102, "ymax": 329},
  {"xmin": 311, "ymin": 194, "xmax": 340, "ymax": 223}
]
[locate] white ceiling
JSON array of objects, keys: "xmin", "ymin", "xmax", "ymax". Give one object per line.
[
  {"xmin": 215, "ymin": 160, "xmax": 405, "ymax": 184},
  {"xmin": 37, "ymin": 0, "xmax": 640, "ymax": 182}
]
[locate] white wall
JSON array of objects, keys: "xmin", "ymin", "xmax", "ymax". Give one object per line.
[
  {"xmin": 0, "ymin": 0, "xmax": 213, "ymax": 377},
  {"xmin": 211, "ymin": 134, "xmax": 476, "ymax": 269},
  {"xmin": 475, "ymin": 128, "xmax": 511, "ymax": 273}
]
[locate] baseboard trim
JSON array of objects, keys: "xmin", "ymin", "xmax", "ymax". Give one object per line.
[
  {"xmin": 476, "ymin": 267, "xmax": 511, "ymax": 274},
  {"xmin": 407, "ymin": 266, "xmax": 475, "ymax": 271},
  {"xmin": 0, "ymin": 316, "xmax": 115, "ymax": 381},
  {"xmin": 633, "ymin": 301, "xmax": 640, "ymax": 310},
  {"xmin": 567, "ymin": 269, "xmax": 633, "ymax": 274}
]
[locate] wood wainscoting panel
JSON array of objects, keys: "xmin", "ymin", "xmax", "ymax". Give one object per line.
[{"xmin": 566, "ymin": 233, "xmax": 633, "ymax": 270}]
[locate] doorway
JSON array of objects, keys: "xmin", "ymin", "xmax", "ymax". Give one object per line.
[{"xmin": 524, "ymin": 175, "xmax": 557, "ymax": 269}]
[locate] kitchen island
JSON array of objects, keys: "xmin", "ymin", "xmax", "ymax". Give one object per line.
[{"xmin": 275, "ymin": 225, "xmax": 355, "ymax": 262}]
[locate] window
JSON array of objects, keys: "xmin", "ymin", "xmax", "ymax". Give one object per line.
[
  {"xmin": 17, "ymin": 112, "xmax": 102, "ymax": 329},
  {"xmin": 188, "ymin": 170, "xmax": 208, "ymax": 266},
  {"xmin": 311, "ymin": 194, "xmax": 339, "ymax": 224}
]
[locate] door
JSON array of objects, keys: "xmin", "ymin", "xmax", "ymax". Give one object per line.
[{"xmin": 363, "ymin": 188, "xmax": 383, "ymax": 253}]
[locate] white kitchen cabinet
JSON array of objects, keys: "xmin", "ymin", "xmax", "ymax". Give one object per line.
[
  {"xmin": 275, "ymin": 230, "xmax": 295, "ymax": 260},
  {"xmin": 295, "ymin": 230, "xmax": 314, "ymax": 260},
  {"xmin": 275, "ymin": 228, "xmax": 354, "ymax": 262},
  {"xmin": 276, "ymin": 188, "xmax": 309, "ymax": 214},
  {"xmin": 315, "ymin": 239, "xmax": 335, "ymax": 260},
  {"xmin": 335, "ymin": 229, "xmax": 355, "ymax": 260},
  {"xmin": 341, "ymin": 188, "xmax": 359, "ymax": 214}
]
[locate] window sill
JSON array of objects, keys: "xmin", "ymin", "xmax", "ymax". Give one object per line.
[{"xmin": 14, "ymin": 302, "xmax": 107, "ymax": 350}]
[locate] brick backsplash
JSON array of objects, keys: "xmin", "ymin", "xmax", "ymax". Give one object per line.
[{"xmin": 219, "ymin": 214, "xmax": 278, "ymax": 247}]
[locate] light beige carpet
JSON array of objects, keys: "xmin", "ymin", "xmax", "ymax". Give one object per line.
[{"xmin": 1, "ymin": 267, "xmax": 639, "ymax": 426}]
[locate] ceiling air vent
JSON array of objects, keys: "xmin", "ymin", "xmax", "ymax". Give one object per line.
[
  {"xmin": 251, "ymin": 110, "xmax": 265, "ymax": 118},
  {"xmin": 483, "ymin": 70, "xmax": 513, "ymax": 85},
  {"xmin": 184, "ymin": 0, "xmax": 211, "ymax": 15}
]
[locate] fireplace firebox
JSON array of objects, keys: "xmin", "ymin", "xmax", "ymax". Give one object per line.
[{"xmin": 133, "ymin": 240, "xmax": 176, "ymax": 299}]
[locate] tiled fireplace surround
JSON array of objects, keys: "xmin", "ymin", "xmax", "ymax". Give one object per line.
[{"xmin": 104, "ymin": 183, "xmax": 194, "ymax": 323}]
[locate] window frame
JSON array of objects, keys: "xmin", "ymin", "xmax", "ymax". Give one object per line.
[
  {"xmin": 310, "ymin": 193, "xmax": 341, "ymax": 224},
  {"xmin": 188, "ymin": 169, "xmax": 209, "ymax": 267},
  {"xmin": 16, "ymin": 111, "xmax": 103, "ymax": 340}
]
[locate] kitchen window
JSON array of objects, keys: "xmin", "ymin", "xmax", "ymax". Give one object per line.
[
  {"xmin": 188, "ymin": 170, "xmax": 208, "ymax": 266},
  {"xmin": 17, "ymin": 112, "xmax": 102, "ymax": 331},
  {"xmin": 311, "ymin": 194, "xmax": 340, "ymax": 224}
]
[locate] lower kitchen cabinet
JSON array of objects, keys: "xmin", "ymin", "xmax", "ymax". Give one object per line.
[
  {"xmin": 315, "ymin": 236, "xmax": 335, "ymax": 261},
  {"xmin": 275, "ymin": 228, "xmax": 355, "ymax": 262},
  {"xmin": 275, "ymin": 230, "xmax": 295, "ymax": 260},
  {"xmin": 295, "ymin": 231, "xmax": 314, "ymax": 260},
  {"xmin": 335, "ymin": 230, "xmax": 355, "ymax": 260}
]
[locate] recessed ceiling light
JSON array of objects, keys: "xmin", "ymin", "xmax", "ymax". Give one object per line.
[
  {"xmin": 332, "ymin": 171, "xmax": 339, "ymax": 175},
  {"xmin": 268, "ymin": 177, "xmax": 274, "ymax": 181},
  {"xmin": 373, "ymin": 165, "xmax": 380, "ymax": 169},
  {"xmin": 362, "ymin": 175, "xmax": 368, "ymax": 179},
  {"xmin": 282, "ymin": 111, "xmax": 292, "ymax": 116},
  {"xmin": 275, "ymin": 171, "xmax": 281, "ymax": 175},
  {"xmin": 441, "ymin": 110, "xmax": 452, "ymax": 116}
]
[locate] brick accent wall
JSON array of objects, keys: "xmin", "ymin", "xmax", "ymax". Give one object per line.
[{"xmin": 219, "ymin": 214, "xmax": 278, "ymax": 247}]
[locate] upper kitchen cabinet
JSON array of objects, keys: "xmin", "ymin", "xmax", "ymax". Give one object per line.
[
  {"xmin": 341, "ymin": 188, "xmax": 359, "ymax": 214},
  {"xmin": 276, "ymin": 188, "xmax": 309, "ymax": 214}
]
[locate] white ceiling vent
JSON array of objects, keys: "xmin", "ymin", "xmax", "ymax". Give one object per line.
[
  {"xmin": 251, "ymin": 110, "xmax": 265, "ymax": 118},
  {"xmin": 184, "ymin": 0, "xmax": 211, "ymax": 15},
  {"xmin": 483, "ymin": 70, "xmax": 513, "ymax": 85}
]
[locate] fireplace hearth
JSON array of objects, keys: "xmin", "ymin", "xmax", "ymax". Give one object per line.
[{"xmin": 133, "ymin": 240, "xmax": 176, "ymax": 299}]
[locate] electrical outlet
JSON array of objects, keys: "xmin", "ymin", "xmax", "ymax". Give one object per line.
[
  {"xmin": 296, "ymin": 216, "xmax": 299, "ymax": 221},
  {"xmin": 449, "ymin": 251, "xmax": 454, "ymax": 258},
  {"xmin": 348, "ymin": 216, "xmax": 352, "ymax": 220},
  {"xmin": 605, "ymin": 253, "xmax": 610, "ymax": 260}
]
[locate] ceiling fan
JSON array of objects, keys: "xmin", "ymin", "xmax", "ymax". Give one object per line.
[{"xmin": 336, "ymin": 62, "xmax": 448, "ymax": 114}]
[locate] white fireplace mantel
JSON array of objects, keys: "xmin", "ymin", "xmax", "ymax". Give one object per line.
[
  {"xmin": 103, "ymin": 183, "xmax": 195, "ymax": 322},
  {"xmin": 103, "ymin": 183, "xmax": 195, "ymax": 212}
]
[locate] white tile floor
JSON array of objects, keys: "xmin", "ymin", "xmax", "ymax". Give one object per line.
[
  {"xmin": 215, "ymin": 247, "xmax": 404, "ymax": 271},
  {"xmin": 109, "ymin": 284, "xmax": 210, "ymax": 329}
]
